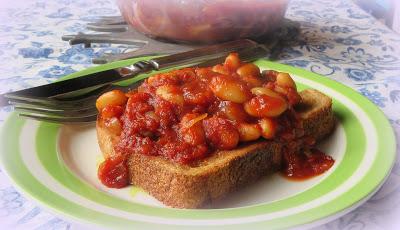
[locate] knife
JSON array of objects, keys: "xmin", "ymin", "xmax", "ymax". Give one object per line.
[{"xmin": 0, "ymin": 39, "xmax": 260, "ymax": 106}]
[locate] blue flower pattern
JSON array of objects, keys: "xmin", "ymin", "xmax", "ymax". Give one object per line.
[
  {"xmin": 341, "ymin": 47, "xmax": 374, "ymax": 63},
  {"xmin": 0, "ymin": 0, "xmax": 400, "ymax": 229},
  {"xmin": 39, "ymin": 65, "xmax": 76, "ymax": 79},
  {"xmin": 345, "ymin": 68, "xmax": 374, "ymax": 81},
  {"xmin": 18, "ymin": 47, "xmax": 54, "ymax": 59},
  {"xmin": 0, "ymin": 187, "xmax": 25, "ymax": 217},
  {"xmin": 32, "ymin": 31, "xmax": 55, "ymax": 37},
  {"xmin": 18, "ymin": 42, "xmax": 54, "ymax": 59},
  {"xmin": 58, "ymin": 45, "xmax": 98, "ymax": 64}
]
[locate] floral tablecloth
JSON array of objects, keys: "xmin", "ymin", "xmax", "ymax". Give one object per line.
[{"xmin": 0, "ymin": 0, "xmax": 399, "ymax": 229}]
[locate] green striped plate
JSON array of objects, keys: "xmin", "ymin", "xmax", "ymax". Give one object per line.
[{"xmin": 0, "ymin": 58, "xmax": 396, "ymax": 229}]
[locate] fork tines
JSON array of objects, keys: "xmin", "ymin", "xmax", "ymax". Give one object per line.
[
  {"xmin": 3, "ymin": 44, "xmax": 269, "ymax": 124},
  {"xmin": 19, "ymin": 113, "xmax": 98, "ymax": 124},
  {"xmin": 5, "ymin": 93, "xmax": 100, "ymax": 123}
]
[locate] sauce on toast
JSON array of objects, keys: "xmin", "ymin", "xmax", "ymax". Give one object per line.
[{"xmin": 96, "ymin": 53, "xmax": 334, "ymax": 188}]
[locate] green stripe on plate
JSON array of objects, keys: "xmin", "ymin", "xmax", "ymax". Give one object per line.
[
  {"xmin": 0, "ymin": 114, "xmax": 151, "ymax": 228},
  {"xmin": 34, "ymin": 59, "xmax": 365, "ymax": 220},
  {"xmin": 34, "ymin": 85, "xmax": 364, "ymax": 220}
]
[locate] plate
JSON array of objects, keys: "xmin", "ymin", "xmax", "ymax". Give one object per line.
[{"xmin": 0, "ymin": 57, "xmax": 396, "ymax": 229}]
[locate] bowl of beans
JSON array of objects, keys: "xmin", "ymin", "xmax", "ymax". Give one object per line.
[{"xmin": 117, "ymin": 0, "xmax": 290, "ymax": 44}]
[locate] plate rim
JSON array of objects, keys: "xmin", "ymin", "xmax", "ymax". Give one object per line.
[{"xmin": 0, "ymin": 58, "xmax": 396, "ymax": 229}]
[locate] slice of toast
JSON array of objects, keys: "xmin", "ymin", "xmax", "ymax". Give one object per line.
[{"xmin": 97, "ymin": 89, "xmax": 335, "ymax": 208}]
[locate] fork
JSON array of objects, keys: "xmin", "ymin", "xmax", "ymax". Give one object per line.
[{"xmin": 3, "ymin": 44, "xmax": 272, "ymax": 124}]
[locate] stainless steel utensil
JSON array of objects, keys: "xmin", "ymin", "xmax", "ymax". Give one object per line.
[
  {"xmin": 3, "ymin": 39, "xmax": 258, "ymax": 101},
  {"xmin": 2, "ymin": 41, "xmax": 270, "ymax": 124}
]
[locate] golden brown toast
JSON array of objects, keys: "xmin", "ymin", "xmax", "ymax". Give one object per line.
[{"xmin": 97, "ymin": 89, "xmax": 335, "ymax": 208}]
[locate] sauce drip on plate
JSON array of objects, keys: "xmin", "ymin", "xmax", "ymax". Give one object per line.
[{"xmin": 282, "ymin": 148, "xmax": 335, "ymax": 180}]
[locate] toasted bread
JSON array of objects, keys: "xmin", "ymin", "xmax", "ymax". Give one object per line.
[{"xmin": 97, "ymin": 89, "xmax": 335, "ymax": 208}]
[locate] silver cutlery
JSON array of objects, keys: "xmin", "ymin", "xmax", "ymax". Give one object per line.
[{"xmin": 1, "ymin": 40, "xmax": 271, "ymax": 124}]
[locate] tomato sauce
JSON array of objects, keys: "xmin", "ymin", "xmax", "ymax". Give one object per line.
[
  {"xmin": 282, "ymin": 149, "xmax": 335, "ymax": 180},
  {"xmin": 98, "ymin": 156, "xmax": 129, "ymax": 188},
  {"xmin": 96, "ymin": 53, "xmax": 334, "ymax": 188}
]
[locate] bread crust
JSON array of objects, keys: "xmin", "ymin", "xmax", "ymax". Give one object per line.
[{"xmin": 97, "ymin": 89, "xmax": 335, "ymax": 208}]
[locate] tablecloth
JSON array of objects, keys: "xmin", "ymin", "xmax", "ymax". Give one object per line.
[{"xmin": 0, "ymin": 0, "xmax": 399, "ymax": 229}]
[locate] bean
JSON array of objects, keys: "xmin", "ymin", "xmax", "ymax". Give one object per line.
[
  {"xmin": 224, "ymin": 53, "xmax": 241, "ymax": 71},
  {"xmin": 218, "ymin": 101, "xmax": 248, "ymax": 122},
  {"xmin": 203, "ymin": 116, "xmax": 239, "ymax": 150},
  {"xmin": 240, "ymin": 75, "xmax": 263, "ymax": 88},
  {"xmin": 105, "ymin": 117, "xmax": 122, "ymax": 135},
  {"xmin": 180, "ymin": 121, "xmax": 206, "ymax": 146},
  {"xmin": 96, "ymin": 90, "xmax": 128, "ymax": 112},
  {"xmin": 156, "ymin": 85, "xmax": 184, "ymax": 106},
  {"xmin": 210, "ymin": 75, "xmax": 251, "ymax": 103},
  {"xmin": 274, "ymin": 85, "xmax": 288, "ymax": 95},
  {"xmin": 276, "ymin": 72, "xmax": 296, "ymax": 89},
  {"xmin": 182, "ymin": 81, "xmax": 214, "ymax": 105},
  {"xmin": 101, "ymin": 105, "xmax": 124, "ymax": 119},
  {"xmin": 217, "ymin": 127, "xmax": 239, "ymax": 150},
  {"xmin": 251, "ymin": 87, "xmax": 284, "ymax": 98},
  {"xmin": 212, "ymin": 64, "xmax": 230, "ymax": 75},
  {"xmin": 147, "ymin": 72, "xmax": 179, "ymax": 87},
  {"xmin": 236, "ymin": 63, "xmax": 261, "ymax": 78},
  {"xmin": 244, "ymin": 95, "xmax": 288, "ymax": 118},
  {"xmin": 238, "ymin": 123, "xmax": 261, "ymax": 141}
]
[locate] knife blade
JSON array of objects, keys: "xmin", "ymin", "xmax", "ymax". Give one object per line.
[{"xmin": 2, "ymin": 39, "xmax": 259, "ymax": 101}]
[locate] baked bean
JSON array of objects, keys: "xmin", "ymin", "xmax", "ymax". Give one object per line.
[
  {"xmin": 240, "ymin": 75, "xmax": 263, "ymax": 88},
  {"xmin": 180, "ymin": 113, "xmax": 206, "ymax": 146},
  {"xmin": 272, "ymin": 85, "xmax": 301, "ymax": 105},
  {"xmin": 258, "ymin": 118, "xmax": 277, "ymax": 139},
  {"xmin": 212, "ymin": 64, "xmax": 230, "ymax": 75},
  {"xmin": 180, "ymin": 123, "xmax": 206, "ymax": 146},
  {"xmin": 244, "ymin": 95, "xmax": 288, "ymax": 118},
  {"xmin": 238, "ymin": 123, "xmax": 261, "ymax": 141},
  {"xmin": 203, "ymin": 116, "xmax": 239, "ymax": 150},
  {"xmin": 236, "ymin": 63, "xmax": 261, "ymax": 78},
  {"xmin": 276, "ymin": 72, "xmax": 296, "ymax": 89},
  {"xmin": 105, "ymin": 117, "xmax": 122, "ymax": 135},
  {"xmin": 96, "ymin": 90, "xmax": 128, "ymax": 112},
  {"xmin": 251, "ymin": 87, "xmax": 284, "ymax": 98},
  {"xmin": 101, "ymin": 105, "xmax": 124, "ymax": 119},
  {"xmin": 195, "ymin": 67, "xmax": 217, "ymax": 80},
  {"xmin": 224, "ymin": 53, "xmax": 241, "ymax": 71},
  {"xmin": 274, "ymin": 85, "xmax": 288, "ymax": 95},
  {"xmin": 174, "ymin": 68, "xmax": 197, "ymax": 83},
  {"xmin": 156, "ymin": 85, "xmax": 184, "ymax": 106},
  {"xmin": 182, "ymin": 81, "xmax": 214, "ymax": 106},
  {"xmin": 147, "ymin": 72, "xmax": 179, "ymax": 87},
  {"xmin": 210, "ymin": 75, "xmax": 251, "ymax": 103},
  {"xmin": 218, "ymin": 101, "xmax": 248, "ymax": 122}
]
